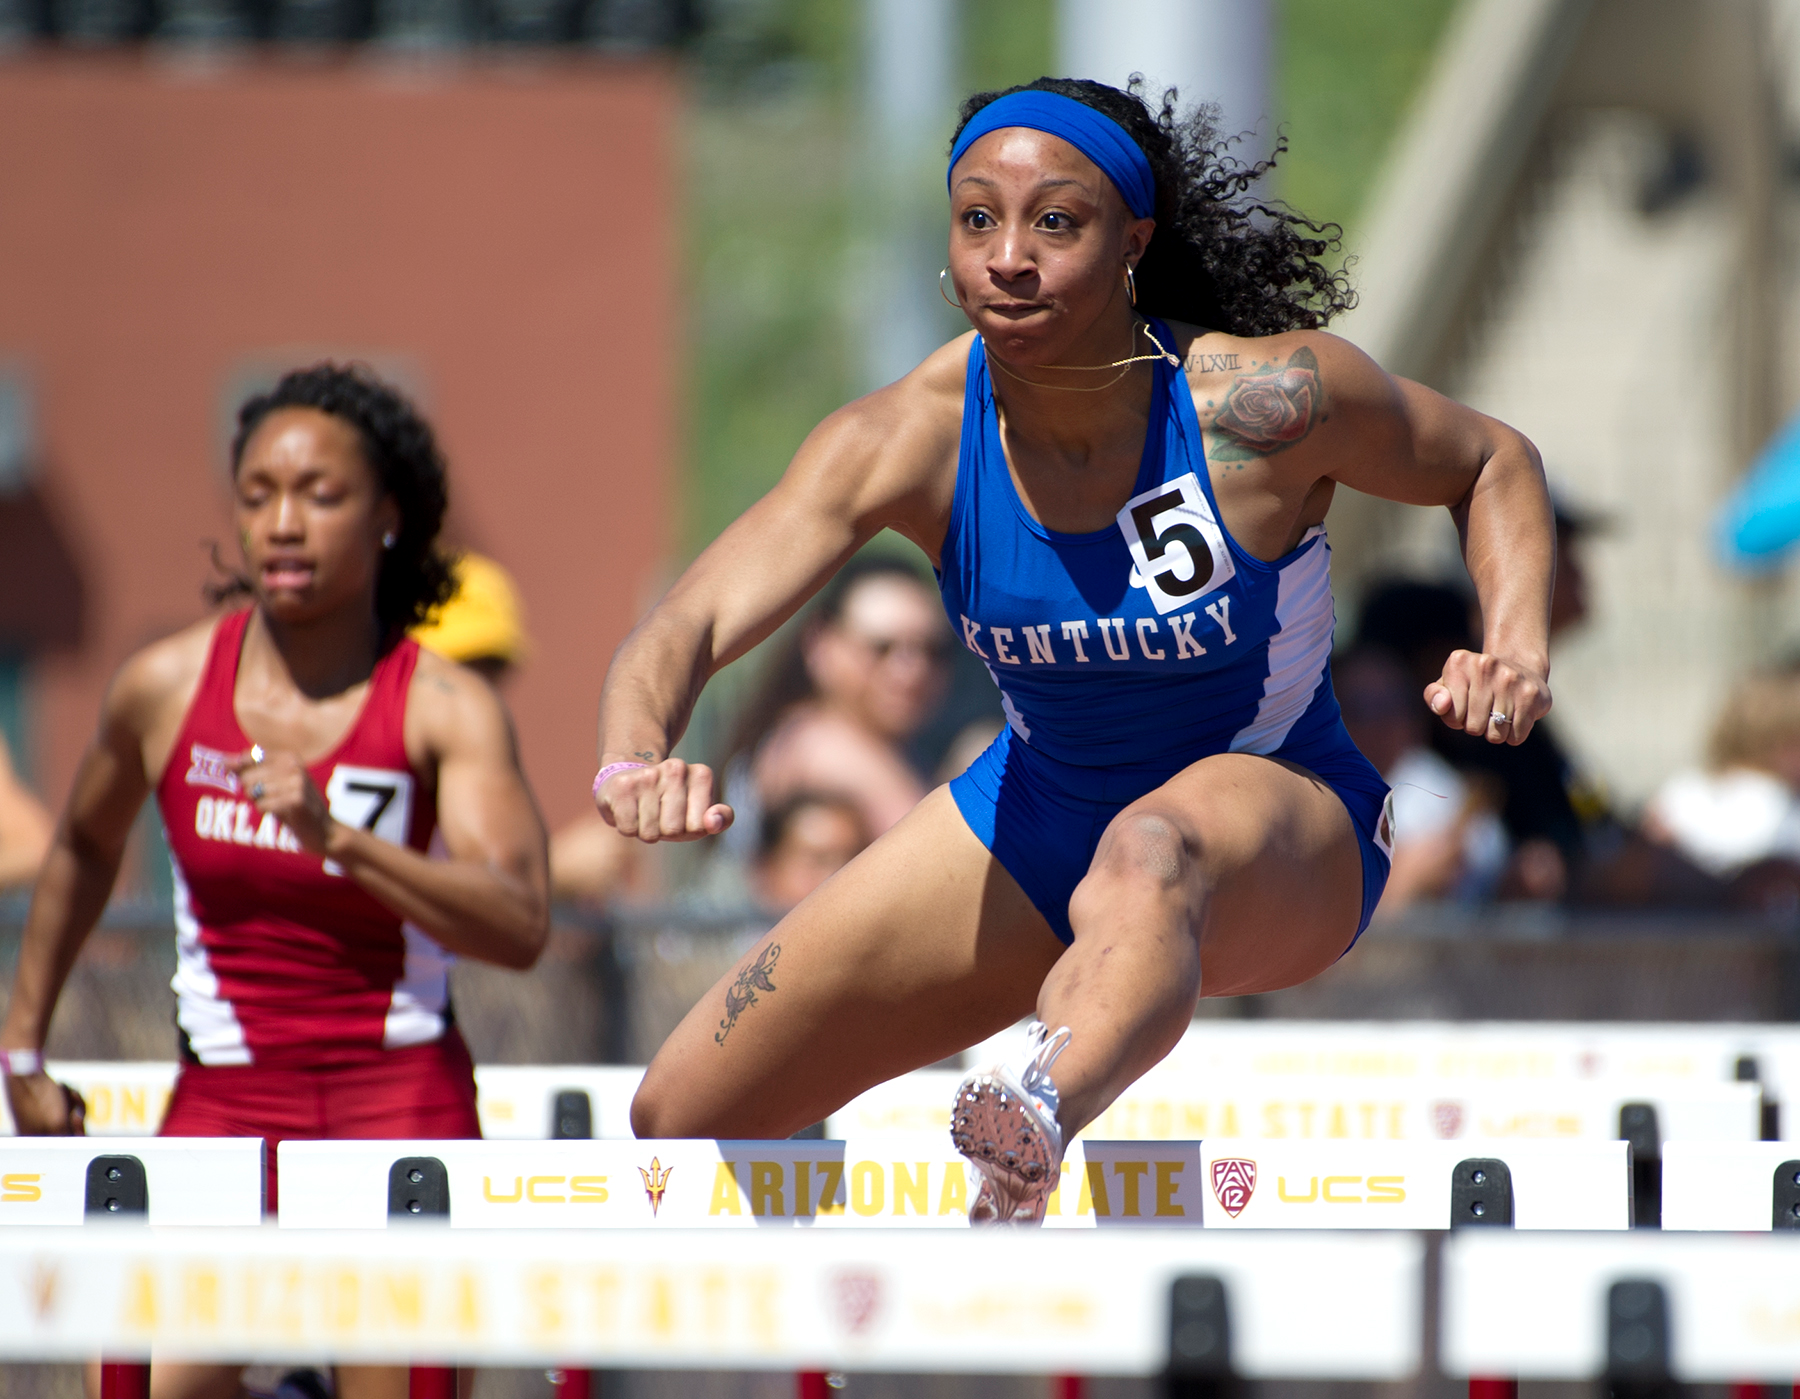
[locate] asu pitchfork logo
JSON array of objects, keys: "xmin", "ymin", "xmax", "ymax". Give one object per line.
[
  {"xmin": 1210, "ymin": 1158, "xmax": 1256, "ymax": 1218},
  {"xmin": 639, "ymin": 1157, "xmax": 673, "ymax": 1216}
]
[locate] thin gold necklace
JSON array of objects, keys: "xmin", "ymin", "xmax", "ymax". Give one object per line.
[{"xmin": 985, "ymin": 320, "xmax": 1182, "ymax": 393}]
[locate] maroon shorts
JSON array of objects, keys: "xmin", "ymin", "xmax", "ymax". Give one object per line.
[{"xmin": 159, "ymin": 1028, "xmax": 481, "ymax": 1213}]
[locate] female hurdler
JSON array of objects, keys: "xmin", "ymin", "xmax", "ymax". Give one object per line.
[{"xmin": 594, "ymin": 79, "xmax": 1553, "ymax": 1222}]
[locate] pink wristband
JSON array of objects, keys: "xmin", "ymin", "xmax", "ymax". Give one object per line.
[
  {"xmin": 593, "ymin": 761, "xmax": 650, "ymax": 798},
  {"xmin": 0, "ymin": 1048, "xmax": 44, "ymax": 1077}
]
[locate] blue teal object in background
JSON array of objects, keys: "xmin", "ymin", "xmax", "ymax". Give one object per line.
[{"xmin": 1718, "ymin": 412, "xmax": 1800, "ymax": 569}]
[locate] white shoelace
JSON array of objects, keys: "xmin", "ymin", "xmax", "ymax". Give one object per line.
[{"xmin": 1014, "ymin": 1021, "xmax": 1073, "ymax": 1120}]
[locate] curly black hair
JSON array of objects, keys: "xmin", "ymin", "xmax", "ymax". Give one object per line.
[
  {"xmin": 951, "ymin": 77, "xmax": 1355, "ymax": 336},
  {"xmin": 219, "ymin": 363, "xmax": 456, "ymax": 641}
]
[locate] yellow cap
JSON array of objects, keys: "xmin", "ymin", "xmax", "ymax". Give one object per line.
[{"xmin": 411, "ymin": 553, "xmax": 531, "ymax": 666}]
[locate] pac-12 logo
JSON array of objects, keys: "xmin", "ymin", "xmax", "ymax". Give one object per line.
[
  {"xmin": 1209, "ymin": 1158, "xmax": 1256, "ymax": 1218},
  {"xmin": 1118, "ymin": 471, "xmax": 1235, "ymax": 614},
  {"xmin": 828, "ymin": 1269, "xmax": 884, "ymax": 1336}
]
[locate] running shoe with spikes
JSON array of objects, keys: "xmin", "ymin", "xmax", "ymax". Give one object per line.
[{"xmin": 950, "ymin": 1021, "xmax": 1072, "ymax": 1226}]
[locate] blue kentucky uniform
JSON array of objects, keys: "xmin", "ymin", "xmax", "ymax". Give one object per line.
[{"xmin": 940, "ymin": 321, "xmax": 1394, "ymax": 946}]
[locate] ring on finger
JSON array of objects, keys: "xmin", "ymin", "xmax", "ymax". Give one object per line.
[{"xmin": 1489, "ymin": 710, "xmax": 1512, "ymax": 727}]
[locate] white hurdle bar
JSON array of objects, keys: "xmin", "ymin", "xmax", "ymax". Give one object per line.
[
  {"xmin": 12, "ymin": 1034, "xmax": 1781, "ymax": 1143},
  {"xmin": 830, "ymin": 1066, "xmax": 1761, "ymax": 1146},
  {"xmin": 0, "ymin": 1137, "xmax": 263, "ymax": 1224},
  {"xmin": 276, "ymin": 1135, "xmax": 1632, "ymax": 1231},
  {"xmin": 10, "ymin": 1224, "xmax": 1800, "ymax": 1382},
  {"xmin": 0, "ymin": 1224, "xmax": 1423, "ymax": 1379},
  {"xmin": 1661, "ymin": 1140, "xmax": 1800, "ymax": 1231},
  {"xmin": 1443, "ymin": 1231, "xmax": 1800, "ymax": 1382},
  {"xmin": 0, "ymin": 1063, "xmax": 645, "ymax": 1141}
]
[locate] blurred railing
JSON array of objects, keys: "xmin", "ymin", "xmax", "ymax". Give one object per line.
[{"xmin": 2, "ymin": 896, "xmax": 1797, "ymax": 1071}]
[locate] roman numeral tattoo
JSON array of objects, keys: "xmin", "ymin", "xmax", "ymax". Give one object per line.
[
  {"xmin": 1208, "ymin": 345, "xmax": 1324, "ymax": 464},
  {"xmin": 1185, "ymin": 351, "xmax": 1241, "ymax": 374}
]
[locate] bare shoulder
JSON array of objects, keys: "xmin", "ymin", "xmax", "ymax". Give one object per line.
[
  {"xmin": 1164, "ymin": 323, "xmax": 1389, "ymax": 465},
  {"xmin": 406, "ymin": 646, "xmax": 515, "ymax": 759},
  {"xmin": 792, "ymin": 333, "xmax": 973, "ymax": 513},
  {"xmin": 108, "ymin": 616, "xmax": 220, "ymax": 732}
]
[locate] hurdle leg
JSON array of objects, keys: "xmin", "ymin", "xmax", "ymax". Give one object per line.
[
  {"xmin": 409, "ymin": 1366, "xmax": 457, "ymax": 1399},
  {"xmin": 547, "ymin": 1361, "xmax": 597, "ymax": 1397},
  {"xmin": 99, "ymin": 1362, "xmax": 150, "ymax": 1399},
  {"xmin": 1468, "ymin": 1378, "xmax": 1516, "ymax": 1399},
  {"xmin": 548, "ymin": 1370, "xmax": 593, "ymax": 1399}
]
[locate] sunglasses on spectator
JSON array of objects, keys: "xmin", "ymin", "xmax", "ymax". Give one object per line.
[{"xmin": 845, "ymin": 631, "xmax": 951, "ymax": 664}]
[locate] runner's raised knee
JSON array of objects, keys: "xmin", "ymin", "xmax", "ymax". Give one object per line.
[
  {"xmin": 1067, "ymin": 809, "xmax": 1196, "ymax": 934},
  {"xmin": 1092, "ymin": 809, "xmax": 1192, "ymax": 886}
]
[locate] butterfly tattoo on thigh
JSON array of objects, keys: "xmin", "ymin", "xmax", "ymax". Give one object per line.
[{"xmin": 716, "ymin": 941, "xmax": 781, "ymax": 1046}]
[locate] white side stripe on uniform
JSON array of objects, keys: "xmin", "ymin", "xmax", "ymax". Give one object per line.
[
  {"xmin": 1229, "ymin": 529, "xmax": 1334, "ymax": 757},
  {"xmin": 168, "ymin": 845, "xmax": 251, "ymax": 1067}
]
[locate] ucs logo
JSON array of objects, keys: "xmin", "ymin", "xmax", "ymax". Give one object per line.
[{"xmin": 1209, "ymin": 1158, "xmax": 1256, "ymax": 1218}]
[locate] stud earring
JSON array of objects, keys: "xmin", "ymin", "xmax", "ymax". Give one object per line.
[
  {"xmin": 382, "ymin": 530, "xmax": 397, "ymax": 549},
  {"xmin": 939, "ymin": 268, "xmax": 962, "ymax": 309}
]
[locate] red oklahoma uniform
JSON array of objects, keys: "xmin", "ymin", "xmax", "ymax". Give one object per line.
[{"xmin": 157, "ymin": 609, "xmax": 479, "ymax": 1208}]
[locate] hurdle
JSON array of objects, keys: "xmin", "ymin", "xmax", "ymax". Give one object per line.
[
  {"xmin": 467, "ymin": 1066, "xmax": 644, "ymax": 1141},
  {"xmin": 1660, "ymin": 1140, "xmax": 1800, "ymax": 1231},
  {"xmin": 830, "ymin": 1064, "xmax": 1761, "ymax": 1143},
  {"xmin": 278, "ymin": 1134, "xmax": 1633, "ymax": 1395},
  {"xmin": 1443, "ymin": 1231, "xmax": 1800, "ymax": 1384},
  {"xmin": 0, "ymin": 1223, "xmax": 1425, "ymax": 1381},
  {"xmin": 0, "ymin": 1062, "xmax": 644, "ymax": 1142},
  {"xmin": 277, "ymin": 1135, "xmax": 1211, "ymax": 1228},
  {"xmin": 0, "ymin": 1137, "xmax": 263, "ymax": 1225},
  {"xmin": 0, "ymin": 1136, "xmax": 264, "ymax": 1399}
]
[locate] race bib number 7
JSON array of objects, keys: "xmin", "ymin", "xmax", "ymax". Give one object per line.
[
  {"xmin": 323, "ymin": 765, "xmax": 415, "ymax": 874},
  {"xmin": 1118, "ymin": 471, "xmax": 1236, "ymax": 615}
]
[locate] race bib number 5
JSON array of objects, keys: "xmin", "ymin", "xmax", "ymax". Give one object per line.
[
  {"xmin": 1118, "ymin": 471, "xmax": 1236, "ymax": 615},
  {"xmin": 323, "ymin": 765, "xmax": 415, "ymax": 874}
]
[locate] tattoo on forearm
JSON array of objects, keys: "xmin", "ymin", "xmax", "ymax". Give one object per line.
[
  {"xmin": 634, "ymin": 750, "xmax": 657, "ymax": 764},
  {"xmin": 1185, "ymin": 351, "xmax": 1241, "ymax": 374},
  {"xmin": 1209, "ymin": 345, "xmax": 1323, "ymax": 464},
  {"xmin": 715, "ymin": 941, "xmax": 780, "ymax": 1046}
]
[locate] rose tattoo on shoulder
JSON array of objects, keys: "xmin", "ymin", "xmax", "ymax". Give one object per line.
[{"xmin": 1209, "ymin": 345, "xmax": 1322, "ymax": 462}]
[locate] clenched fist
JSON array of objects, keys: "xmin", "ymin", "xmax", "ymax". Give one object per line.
[
  {"xmin": 594, "ymin": 758, "xmax": 733, "ymax": 843},
  {"xmin": 1425, "ymin": 650, "xmax": 1552, "ymax": 745},
  {"xmin": 232, "ymin": 746, "xmax": 334, "ymax": 853}
]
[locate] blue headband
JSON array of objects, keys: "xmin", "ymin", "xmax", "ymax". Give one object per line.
[{"xmin": 947, "ymin": 91, "xmax": 1156, "ymax": 219}]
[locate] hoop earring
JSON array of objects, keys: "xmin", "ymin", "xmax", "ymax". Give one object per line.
[
  {"xmin": 1125, "ymin": 264, "xmax": 1138, "ymax": 307},
  {"xmin": 939, "ymin": 267, "xmax": 962, "ymax": 309}
]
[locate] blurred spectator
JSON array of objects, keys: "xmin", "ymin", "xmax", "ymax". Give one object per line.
[
  {"xmin": 0, "ymin": 728, "xmax": 52, "ymax": 892},
  {"xmin": 411, "ymin": 552, "xmax": 638, "ymax": 906},
  {"xmin": 752, "ymin": 790, "xmax": 870, "ymax": 915},
  {"xmin": 410, "ymin": 550, "xmax": 530, "ymax": 683},
  {"xmin": 1645, "ymin": 671, "xmax": 1800, "ymax": 880},
  {"xmin": 723, "ymin": 555, "xmax": 951, "ymax": 851},
  {"xmin": 1336, "ymin": 644, "xmax": 1506, "ymax": 915},
  {"xmin": 1356, "ymin": 493, "xmax": 1717, "ymax": 906}
]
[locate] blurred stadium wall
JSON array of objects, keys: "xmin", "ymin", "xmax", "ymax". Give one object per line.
[
  {"xmin": 1332, "ymin": 0, "xmax": 1800, "ymax": 808},
  {"xmin": 0, "ymin": 54, "xmax": 678, "ymax": 839}
]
